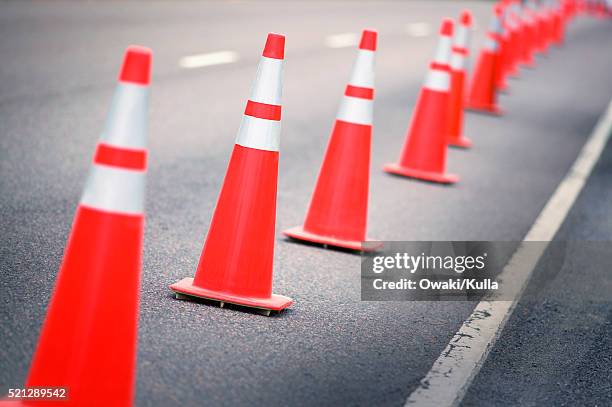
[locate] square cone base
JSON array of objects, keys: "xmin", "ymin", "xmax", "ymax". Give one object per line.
[
  {"xmin": 465, "ymin": 104, "xmax": 503, "ymax": 116},
  {"xmin": 170, "ymin": 278, "xmax": 293, "ymax": 312},
  {"xmin": 448, "ymin": 136, "xmax": 473, "ymax": 149},
  {"xmin": 283, "ymin": 226, "xmax": 382, "ymax": 252},
  {"xmin": 383, "ymin": 163, "xmax": 459, "ymax": 184}
]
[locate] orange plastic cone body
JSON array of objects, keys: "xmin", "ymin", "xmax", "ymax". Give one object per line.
[
  {"xmin": 384, "ymin": 19, "xmax": 459, "ymax": 184},
  {"xmin": 447, "ymin": 10, "xmax": 473, "ymax": 148},
  {"xmin": 170, "ymin": 33, "xmax": 293, "ymax": 312},
  {"xmin": 283, "ymin": 30, "xmax": 378, "ymax": 251},
  {"xmin": 7, "ymin": 46, "xmax": 152, "ymax": 407},
  {"xmin": 521, "ymin": 11, "xmax": 537, "ymax": 67}
]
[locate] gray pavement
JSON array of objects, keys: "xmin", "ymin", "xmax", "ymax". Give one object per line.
[
  {"xmin": 1, "ymin": 2, "xmax": 611, "ymax": 406},
  {"xmin": 462, "ymin": 119, "xmax": 612, "ymax": 407}
]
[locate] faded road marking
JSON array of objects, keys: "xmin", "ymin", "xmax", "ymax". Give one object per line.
[
  {"xmin": 179, "ymin": 51, "xmax": 239, "ymax": 69},
  {"xmin": 406, "ymin": 22, "xmax": 431, "ymax": 37},
  {"xmin": 325, "ymin": 32, "xmax": 360, "ymax": 48}
]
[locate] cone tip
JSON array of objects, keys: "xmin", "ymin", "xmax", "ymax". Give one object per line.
[
  {"xmin": 263, "ymin": 33, "xmax": 285, "ymax": 59},
  {"xmin": 440, "ymin": 18, "xmax": 454, "ymax": 36},
  {"xmin": 359, "ymin": 29, "xmax": 377, "ymax": 51},
  {"xmin": 460, "ymin": 10, "xmax": 473, "ymax": 26},
  {"xmin": 119, "ymin": 45, "xmax": 152, "ymax": 85}
]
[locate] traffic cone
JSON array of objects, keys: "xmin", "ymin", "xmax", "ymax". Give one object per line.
[
  {"xmin": 383, "ymin": 19, "xmax": 458, "ymax": 184},
  {"xmin": 466, "ymin": 7, "xmax": 503, "ymax": 115},
  {"xmin": 447, "ymin": 10, "xmax": 473, "ymax": 149},
  {"xmin": 504, "ymin": 4, "xmax": 521, "ymax": 79},
  {"xmin": 170, "ymin": 33, "xmax": 292, "ymax": 315},
  {"xmin": 494, "ymin": 5, "xmax": 511, "ymax": 92},
  {"xmin": 552, "ymin": 2, "xmax": 566, "ymax": 45},
  {"xmin": 520, "ymin": 3, "xmax": 538, "ymax": 67},
  {"xmin": 11, "ymin": 46, "xmax": 151, "ymax": 407},
  {"xmin": 536, "ymin": 3, "xmax": 551, "ymax": 54},
  {"xmin": 283, "ymin": 29, "xmax": 379, "ymax": 252}
]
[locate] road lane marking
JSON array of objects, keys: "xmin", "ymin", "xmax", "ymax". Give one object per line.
[
  {"xmin": 406, "ymin": 22, "xmax": 431, "ymax": 37},
  {"xmin": 405, "ymin": 98, "xmax": 612, "ymax": 407},
  {"xmin": 325, "ymin": 32, "xmax": 360, "ymax": 48},
  {"xmin": 179, "ymin": 51, "xmax": 239, "ymax": 69}
]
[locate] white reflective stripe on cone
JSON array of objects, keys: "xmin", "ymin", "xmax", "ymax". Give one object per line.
[
  {"xmin": 454, "ymin": 25, "xmax": 470, "ymax": 48},
  {"xmin": 433, "ymin": 36, "xmax": 453, "ymax": 65},
  {"xmin": 424, "ymin": 69, "xmax": 450, "ymax": 92},
  {"xmin": 80, "ymin": 164, "xmax": 145, "ymax": 215},
  {"xmin": 450, "ymin": 53, "xmax": 466, "ymax": 71},
  {"xmin": 101, "ymin": 83, "xmax": 149, "ymax": 150},
  {"xmin": 249, "ymin": 56, "xmax": 283, "ymax": 106},
  {"xmin": 348, "ymin": 50, "xmax": 375, "ymax": 88},
  {"xmin": 484, "ymin": 36, "xmax": 499, "ymax": 52},
  {"xmin": 336, "ymin": 95, "xmax": 373, "ymax": 126},
  {"xmin": 235, "ymin": 115, "xmax": 281, "ymax": 152}
]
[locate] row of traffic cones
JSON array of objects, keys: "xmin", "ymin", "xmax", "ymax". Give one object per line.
[{"xmin": 5, "ymin": 0, "xmax": 603, "ymax": 404}]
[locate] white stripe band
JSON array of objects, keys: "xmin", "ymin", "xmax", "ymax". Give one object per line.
[
  {"xmin": 484, "ymin": 37, "xmax": 499, "ymax": 52},
  {"xmin": 424, "ymin": 69, "xmax": 450, "ymax": 92},
  {"xmin": 80, "ymin": 164, "xmax": 145, "ymax": 215},
  {"xmin": 336, "ymin": 95, "xmax": 373, "ymax": 126},
  {"xmin": 101, "ymin": 83, "xmax": 148, "ymax": 150},
  {"xmin": 450, "ymin": 53, "xmax": 466, "ymax": 71},
  {"xmin": 235, "ymin": 114, "xmax": 280, "ymax": 152},
  {"xmin": 433, "ymin": 36, "xmax": 452, "ymax": 65},
  {"xmin": 348, "ymin": 50, "xmax": 375, "ymax": 89},
  {"xmin": 249, "ymin": 56, "xmax": 283, "ymax": 106},
  {"xmin": 454, "ymin": 25, "xmax": 469, "ymax": 48}
]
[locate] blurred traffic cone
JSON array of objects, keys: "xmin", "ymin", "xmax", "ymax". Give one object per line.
[
  {"xmin": 552, "ymin": 2, "xmax": 566, "ymax": 45},
  {"xmin": 447, "ymin": 10, "xmax": 473, "ymax": 149},
  {"xmin": 283, "ymin": 29, "xmax": 379, "ymax": 251},
  {"xmin": 504, "ymin": 5, "xmax": 521, "ymax": 78},
  {"xmin": 170, "ymin": 33, "xmax": 292, "ymax": 314},
  {"xmin": 492, "ymin": 8, "xmax": 510, "ymax": 93},
  {"xmin": 536, "ymin": 3, "xmax": 551, "ymax": 54},
  {"xmin": 466, "ymin": 7, "xmax": 503, "ymax": 115},
  {"xmin": 12, "ymin": 46, "xmax": 151, "ymax": 407},
  {"xmin": 520, "ymin": 3, "xmax": 538, "ymax": 67},
  {"xmin": 383, "ymin": 19, "xmax": 458, "ymax": 184}
]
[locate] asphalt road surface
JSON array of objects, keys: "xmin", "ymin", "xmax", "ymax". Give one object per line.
[{"xmin": 1, "ymin": 2, "xmax": 611, "ymax": 406}]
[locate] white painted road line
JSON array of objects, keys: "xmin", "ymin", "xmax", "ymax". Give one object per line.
[
  {"xmin": 405, "ymin": 98, "xmax": 612, "ymax": 407},
  {"xmin": 179, "ymin": 51, "xmax": 239, "ymax": 69},
  {"xmin": 325, "ymin": 32, "xmax": 360, "ymax": 48},
  {"xmin": 406, "ymin": 22, "xmax": 431, "ymax": 37}
]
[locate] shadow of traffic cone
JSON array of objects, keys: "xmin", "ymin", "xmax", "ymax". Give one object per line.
[
  {"xmin": 170, "ymin": 33, "xmax": 292, "ymax": 315},
  {"xmin": 447, "ymin": 10, "xmax": 473, "ymax": 149},
  {"xmin": 466, "ymin": 7, "xmax": 503, "ymax": 116},
  {"xmin": 283, "ymin": 29, "xmax": 380, "ymax": 252},
  {"xmin": 383, "ymin": 19, "xmax": 458, "ymax": 184},
  {"xmin": 8, "ymin": 46, "xmax": 151, "ymax": 407}
]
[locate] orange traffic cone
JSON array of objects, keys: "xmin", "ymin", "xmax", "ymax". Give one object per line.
[
  {"xmin": 8, "ymin": 46, "xmax": 151, "ymax": 407},
  {"xmin": 170, "ymin": 33, "xmax": 292, "ymax": 315},
  {"xmin": 447, "ymin": 10, "xmax": 473, "ymax": 149},
  {"xmin": 492, "ymin": 5, "xmax": 510, "ymax": 93},
  {"xmin": 466, "ymin": 6, "xmax": 504, "ymax": 116},
  {"xmin": 283, "ymin": 29, "xmax": 379, "ymax": 251},
  {"xmin": 536, "ymin": 3, "xmax": 551, "ymax": 54},
  {"xmin": 504, "ymin": 4, "xmax": 521, "ymax": 79},
  {"xmin": 383, "ymin": 19, "xmax": 458, "ymax": 184},
  {"xmin": 520, "ymin": 3, "xmax": 538, "ymax": 68}
]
